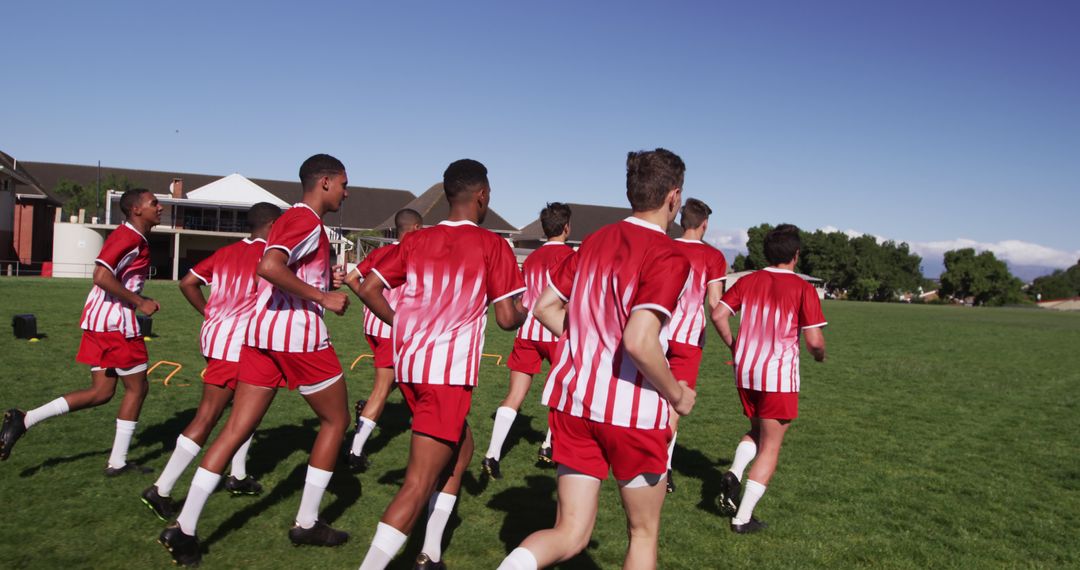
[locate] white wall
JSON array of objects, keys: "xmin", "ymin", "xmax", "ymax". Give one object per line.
[{"xmin": 52, "ymin": 223, "xmax": 105, "ymax": 278}]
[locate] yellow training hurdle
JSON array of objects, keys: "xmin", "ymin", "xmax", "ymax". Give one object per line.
[{"xmin": 148, "ymin": 360, "xmax": 188, "ymax": 387}]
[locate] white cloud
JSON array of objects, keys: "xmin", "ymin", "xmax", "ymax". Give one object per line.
[{"xmin": 705, "ymin": 226, "xmax": 1078, "ymax": 269}]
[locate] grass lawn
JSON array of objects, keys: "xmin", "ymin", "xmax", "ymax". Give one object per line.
[{"xmin": 0, "ymin": 277, "xmax": 1078, "ymax": 568}]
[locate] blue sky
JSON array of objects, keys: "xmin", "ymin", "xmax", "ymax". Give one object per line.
[{"xmin": 6, "ymin": 1, "xmax": 1078, "ymax": 270}]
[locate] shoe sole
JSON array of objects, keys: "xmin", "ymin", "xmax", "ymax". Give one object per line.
[{"xmin": 142, "ymin": 498, "xmax": 170, "ymax": 522}]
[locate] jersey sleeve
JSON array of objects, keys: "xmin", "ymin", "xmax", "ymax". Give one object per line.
[
  {"xmin": 95, "ymin": 228, "xmax": 141, "ymax": 274},
  {"xmin": 548, "ymin": 250, "xmax": 578, "ymax": 301},
  {"xmin": 189, "ymin": 252, "xmax": 218, "ymax": 285},
  {"xmin": 706, "ymin": 249, "xmax": 728, "ymax": 284},
  {"xmin": 371, "ymin": 236, "xmax": 409, "ymax": 289},
  {"xmin": 487, "ymin": 237, "xmax": 526, "ymax": 303},
  {"xmin": 266, "ymin": 211, "xmax": 322, "ymax": 265},
  {"xmin": 719, "ymin": 277, "xmax": 744, "ymax": 314},
  {"xmin": 630, "ymin": 247, "xmax": 691, "ymax": 319},
  {"xmin": 357, "ymin": 244, "xmax": 390, "ymax": 277},
  {"xmin": 799, "ymin": 282, "xmax": 827, "ymax": 329}
]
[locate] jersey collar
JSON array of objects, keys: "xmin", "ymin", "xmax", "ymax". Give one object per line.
[
  {"xmin": 542, "ymin": 240, "xmax": 568, "ymax": 246},
  {"xmin": 293, "ymin": 202, "xmax": 320, "ymax": 219},
  {"xmin": 622, "ymin": 216, "xmax": 664, "ymax": 234},
  {"xmin": 675, "ymin": 237, "xmax": 704, "ymax": 244},
  {"xmin": 438, "ymin": 220, "xmax": 479, "ymax": 227},
  {"xmin": 243, "ymin": 237, "xmax": 267, "ymax": 244},
  {"xmin": 123, "ymin": 221, "xmax": 149, "ymax": 243},
  {"xmin": 763, "ymin": 267, "xmax": 796, "ymax": 274}
]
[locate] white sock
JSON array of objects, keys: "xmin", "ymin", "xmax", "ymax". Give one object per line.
[
  {"xmin": 176, "ymin": 467, "xmax": 221, "ymax": 535},
  {"xmin": 730, "ymin": 440, "xmax": 758, "ymax": 481},
  {"xmin": 230, "ymin": 435, "xmax": 253, "ymax": 480},
  {"xmin": 351, "ymin": 417, "xmax": 377, "ymax": 455},
  {"xmin": 498, "ymin": 547, "xmax": 539, "ymax": 570},
  {"xmin": 24, "ymin": 397, "xmax": 70, "ymax": 429},
  {"xmin": 155, "ymin": 435, "xmax": 201, "ymax": 496},
  {"xmin": 667, "ymin": 431, "xmax": 678, "ymax": 470},
  {"xmin": 486, "ymin": 406, "xmax": 518, "ymax": 460},
  {"xmin": 542, "ymin": 429, "xmax": 552, "ymax": 448},
  {"xmin": 295, "ymin": 465, "xmax": 333, "ymax": 529},
  {"xmin": 733, "ymin": 479, "xmax": 767, "ymax": 525},
  {"xmin": 422, "ymin": 492, "xmax": 457, "ymax": 562},
  {"xmin": 107, "ymin": 419, "xmax": 137, "ymax": 469},
  {"xmin": 359, "ymin": 522, "xmax": 408, "ymax": 570}
]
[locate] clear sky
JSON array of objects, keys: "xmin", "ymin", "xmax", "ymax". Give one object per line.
[{"xmin": 6, "ymin": 1, "xmax": 1078, "ymax": 270}]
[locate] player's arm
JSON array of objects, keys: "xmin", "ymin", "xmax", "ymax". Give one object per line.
[
  {"xmin": 533, "ymin": 286, "xmax": 567, "ymax": 337},
  {"xmin": 493, "ymin": 294, "xmax": 527, "ymax": 331},
  {"xmin": 803, "ymin": 327, "xmax": 826, "ymax": 362},
  {"xmin": 178, "ymin": 272, "xmax": 207, "ymax": 316},
  {"xmin": 356, "ymin": 272, "xmax": 393, "ymax": 325},
  {"xmin": 343, "ymin": 268, "xmax": 363, "ymax": 298},
  {"xmin": 257, "ymin": 249, "xmax": 349, "ymax": 315},
  {"xmin": 623, "ymin": 309, "xmax": 696, "ymax": 416},
  {"xmin": 93, "ymin": 264, "xmax": 158, "ymax": 316},
  {"xmin": 711, "ymin": 302, "xmax": 735, "ymax": 351},
  {"xmin": 706, "ymin": 281, "xmax": 724, "ymax": 311}
]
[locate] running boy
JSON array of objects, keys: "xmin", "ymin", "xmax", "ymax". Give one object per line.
[
  {"xmin": 711, "ymin": 223, "xmax": 826, "ymax": 533},
  {"xmin": 481, "ymin": 202, "xmax": 573, "ymax": 479},
  {"xmin": 343, "ymin": 208, "xmax": 423, "ymax": 472},
  {"xmin": 140, "ymin": 202, "xmax": 281, "ymax": 520},
  {"xmin": 159, "ymin": 154, "xmax": 353, "ymax": 566},
  {"xmin": 498, "ymin": 149, "xmax": 696, "ymax": 570},
  {"xmin": 356, "ymin": 159, "xmax": 526, "ymax": 570},
  {"xmin": 663, "ymin": 198, "xmax": 727, "ymax": 493},
  {"xmin": 1, "ymin": 188, "xmax": 162, "ymax": 475}
]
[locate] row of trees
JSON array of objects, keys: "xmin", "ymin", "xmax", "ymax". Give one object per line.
[
  {"xmin": 1028, "ymin": 261, "xmax": 1080, "ymax": 301},
  {"xmin": 731, "ymin": 224, "xmax": 927, "ymax": 301},
  {"xmin": 730, "ymin": 224, "xmax": 1030, "ymax": 306},
  {"xmin": 52, "ymin": 174, "xmax": 138, "ymax": 219}
]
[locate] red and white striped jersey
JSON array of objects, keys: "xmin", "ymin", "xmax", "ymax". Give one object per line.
[
  {"xmin": 517, "ymin": 241, "xmax": 574, "ymax": 342},
  {"xmin": 357, "ymin": 243, "xmax": 401, "ymax": 340},
  {"xmin": 79, "ymin": 222, "xmax": 150, "ymax": 339},
  {"xmin": 190, "ymin": 238, "xmax": 266, "ymax": 362},
  {"xmin": 719, "ymin": 267, "xmax": 827, "ymax": 392},
  {"xmin": 246, "ymin": 204, "xmax": 333, "ymax": 353},
  {"xmin": 372, "ymin": 220, "xmax": 525, "ymax": 386},
  {"xmin": 666, "ymin": 238, "xmax": 728, "ymax": 347},
  {"xmin": 541, "ymin": 217, "xmax": 691, "ymax": 429}
]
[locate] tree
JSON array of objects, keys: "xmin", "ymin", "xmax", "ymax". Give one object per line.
[
  {"xmin": 53, "ymin": 174, "xmax": 138, "ymax": 220},
  {"xmin": 1028, "ymin": 260, "xmax": 1080, "ymax": 301},
  {"xmin": 939, "ymin": 248, "xmax": 1023, "ymax": 306}
]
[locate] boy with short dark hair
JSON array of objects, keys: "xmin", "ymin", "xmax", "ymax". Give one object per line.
[
  {"xmin": 711, "ymin": 223, "xmax": 827, "ymax": 533},
  {"xmin": 159, "ymin": 154, "xmax": 353, "ymax": 566},
  {"xmin": 343, "ymin": 207, "xmax": 423, "ymax": 471},
  {"xmin": 1, "ymin": 188, "xmax": 162, "ymax": 476},
  {"xmin": 140, "ymin": 202, "xmax": 282, "ymax": 520},
  {"xmin": 498, "ymin": 148, "xmax": 695, "ymax": 570},
  {"xmin": 356, "ymin": 159, "xmax": 526, "ymax": 570},
  {"xmin": 481, "ymin": 202, "xmax": 573, "ymax": 478},
  {"xmin": 663, "ymin": 197, "xmax": 727, "ymax": 493}
]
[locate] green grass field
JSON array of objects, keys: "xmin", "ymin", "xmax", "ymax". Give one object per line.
[{"xmin": 1, "ymin": 277, "xmax": 1078, "ymax": 569}]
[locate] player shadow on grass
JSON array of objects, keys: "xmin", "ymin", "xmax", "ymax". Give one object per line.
[
  {"xmin": 197, "ymin": 419, "xmax": 362, "ymax": 550},
  {"xmin": 487, "ymin": 475, "xmax": 602, "ymax": 569},
  {"xmin": 19, "ymin": 448, "xmax": 110, "ymax": 477},
  {"xmin": 669, "ymin": 444, "xmax": 732, "ymax": 516}
]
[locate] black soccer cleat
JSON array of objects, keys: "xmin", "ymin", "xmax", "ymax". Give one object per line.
[
  {"xmin": 0, "ymin": 408, "xmax": 27, "ymax": 461},
  {"xmin": 159, "ymin": 523, "xmax": 202, "ymax": 566},
  {"xmin": 666, "ymin": 469, "xmax": 675, "ymax": 494},
  {"xmin": 353, "ymin": 399, "xmax": 368, "ymax": 432},
  {"xmin": 481, "ymin": 457, "xmax": 502, "ymax": 480},
  {"xmin": 730, "ymin": 517, "xmax": 768, "ymax": 534},
  {"xmin": 224, "ymin": 475, "xmax": 263, "ymax": 496},
  {"xmin": 718, "ymin": 471, "xmax": 742, "ymax": 516},
  {"xmin": 104, "ymin": 462, "xmax": 153, "ymax": 477},
  {"xmin": 288, "ymin": 519, "xmax": 349, "ymax": 547},
  {"xmin": 348, "ymin": 452, "xmax": 370, "ymax": 473},
  {"xmin": 414, "ymin": 552, "xmax": 447, "ymax": 570},
  {"xmin": 537, "ymin": 445, "xmax": 554, "ymax": 466},
  {"xmin": 142, "ymin": 485, "xmax": 180, "ymax": 521}
]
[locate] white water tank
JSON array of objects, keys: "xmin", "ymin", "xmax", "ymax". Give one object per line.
[{"xmin": 52, "ymin": 223, "xmax": 105, "ymax": 278}]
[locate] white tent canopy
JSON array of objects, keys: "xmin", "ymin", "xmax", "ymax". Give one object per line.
[{"xmin": 185, "ymin": 173, "xmax": 290, "ymax": 208}]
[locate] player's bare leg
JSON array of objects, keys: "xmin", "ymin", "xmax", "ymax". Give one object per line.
[
  {"xmin": 61, "ymin": 368, "xmax": 121, "ymax": 411},
  {"xmin": 731, "ymin": 418, "xmax": 790, "ymax": 533},
  {"xmin": 350, "ymin": 367, "xmax": 394, "ymax": 471},
  {"xmin": 417, "ymin": 424, "xmax": 474, "ymax": 566},
  {"xmin": 182, "ymin": 384, "xmax": 235, "ymax": 445},
  {"xmin": 665, "ymin": 407, "xmax": 682, "ymax": 493},
  {"xmin": 618, "ymin": 474, "xmax": 667, "ymax": 570},
  {"xmin": 500, "ymin": 470, "xmax": 601, "ymax": 569},
  {"xmin": 483, "ymin": 370, "xmax": 532, "ymax": 478}
]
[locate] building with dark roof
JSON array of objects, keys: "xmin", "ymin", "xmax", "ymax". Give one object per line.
[
  {"xmin": 0, "ymin": 152, "xmax": 61, "ymax": 268},
  {"xmin": 373, "ymin": 183, "xmax": 519, "ymax": 238},
  {"xmin": 515, "ymin": 202, "xmax": 680, "ymax": 249}
]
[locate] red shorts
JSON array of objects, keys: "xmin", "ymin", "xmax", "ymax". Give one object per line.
[
  {"xmin": 549, "ymin": 410, "xmax": 671, "ymax": 481},
  {"xmin": 365, "ymin": 334, "xmax": 395, "ymax": 369},
  {"xmin": 75, "ymin": 331, "xmax": 148, "ymax": 370},
  {"xmin": 238, "ymin": 345, "xmax": 343, "ymax": 391},
  {"xmin": 203, "ymin": 357, "xmax": 240, "ymax": 390},
  {"xmin": 666, "ymin": 341, "xmax": 703, "ymax": 389},
  {"xmin": 398, "ymin": 383, "xmax": 473, "ymax": 444},
  {"xmin": 738, "ymin": 388, "xmax": 799, "ymax": 420},
  {"xmin": 506, "ymin": 338, "xmax": 558, "ymax": 375}
]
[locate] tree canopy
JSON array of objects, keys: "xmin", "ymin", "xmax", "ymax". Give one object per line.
[
  {"xmin": 1028, "ymin": 261, "xmax": 1080, "ymax": 301},
  {"xmin": 52, "ymin": 174, "xmax": 138, "ymax": 219},
  {"xmin": 939, "ymin": 248, "xmax": 1023, "ymax": 306}
]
